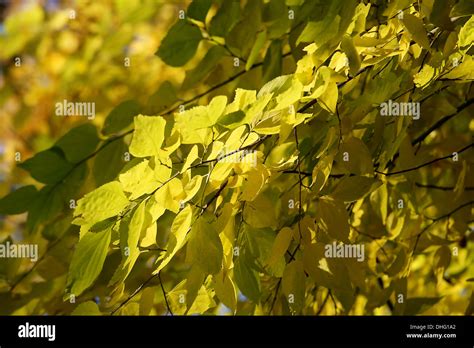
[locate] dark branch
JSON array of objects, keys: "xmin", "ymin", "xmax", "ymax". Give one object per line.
[
  {"xmin": 411, "ymin": 98, "xmax": 474, "ymax": 146},
  {"xmin": 158, "ymin": 272, "xmax": 174, "ymax": 316},
  {"xmin": 111, "ymin": 273, "xmax": 159, "ymax": 315},
  {"xmin": 375, "ymin": 143, "xmax": 473, "ymax": 176},
  {"xmin": 415, "ymin": 183, "xmax": 474, "ymax": 191}
]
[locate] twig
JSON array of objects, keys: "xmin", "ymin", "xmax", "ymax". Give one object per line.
[
  {"xmin": 158, "ymin": 272, "xmax": 173, "ymax": 316},
  {"xmin": 375, "ymin": 143, "xmax": 473, "ymax": 176}
]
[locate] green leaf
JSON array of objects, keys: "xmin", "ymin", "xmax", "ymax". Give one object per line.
[
  {"xmin": 19, "ymin": 149, "xmax": 73, "ymax": 184},
  {"xmin": 109, "ymin": 201, "xmax": 146, "ymax": 285},
  {"xmin": 156, "ymin": 20, "xmax": 202, "ymax": 67},
  {"xmin": 0, "ymin": 185, "xmax": 38, "ymax": 215},
  {"xmin": 73, "ymin": 181, "xmax": 129, "ymax": 225},
  {"xmin": 129, "ymin": 115, "xmax": 167, "ymax": 158},
  {"xmin": 298, "ymin": 17, "xmax": 340, "ymax": 47},
  {"xmin": 153, "ymin": 205, "xmax": 193, "ymax": 274},
  {"xmin": 234, "ymin": 255, "xmax": 261, "ymax": 302},
  {"xmin": 315, "ymin": 197, "xmax": 349, "ymax": 242},
  {"xmin": 213, "ymin": 271, "xmax": 237, "ymax": 312},
  {"xmin": 341, "ymin": 34, "xmax": 360, "ymax": 76},
  {"xmin": 184, "ymin": 265, "xmax": 206, "ymax": 310},
  {"xmin": 226, "ymin": 0, "xmax": 262, "ymax": 58},
  {"xmin": 267, "ymin": 227, "xmax": 293, "ymax": 266},
  {"xmin": 187, "ymin": 0, "xmax": 212, "ymax": 22},
  {"xmin": 330, "ymin": 176, "xmax": 382, "ymax": 202},
  {"xmin": 56, "ymin": 124, "xmax": 100, "ymax": 163},
  {"xmin": 282, "ymin": 260, "xmax": 306, "ymax": 312},
  {"xmin": 311, "ymin": 154, "xmax": 334, "ymax": 193},
  {"xmin": 26, "ymin": 163, "xmax": 87, "ymax": 232},
  {"xmin": 187, "ymin": 219, "xmax": 223, "ymax": 275},
  {"xmin": 72, "ymin": 301, "xmax": 102, "ymax": 315},
  {"xmin": 246, "ymin": 30, "xmax": 266, "ymax": 71},
  {"xmin": 182, "ymin": 45, "xmax": 225, "ymax": 90},
  {"xmin": 262, "ymin": 39, "xmax": 282, "ymax": 83},
  {"xmin": 102, "ymin": 100, "xmax": 140, "ymax": 136},
  {"xmin": 243, "ymin": 194, "xmax": 278, "ymax": 229},
  {"xmin": 93, "ymin": 138, "xmax": 128, "ymax": 186},
  {"xmin": 404, "ymin": 297, "xmax": 442, "ymax": 315},
  {"xmin": 208, "ymin": 0, "xmax": 241, "ymax": 38},
  {"xmin": 370, "ymin": 184, "xmax": 388, "ymax": 225},
  {"xmin": 338, "ymin": 137, "xmax": 373, "ymax": 175},
  {"xmin": 430, "ymin": 0, "xmax": 455, "ymax": 30},
  {"xmin": 146, "ymin": 81, "xmax": 178, "ymax": 114},
  {"xmin": 139, "ymin": 287, "xmax": 155, "ymax": 315},
  {"xmin": 318, "ymin": 81, "xmax": 338, "ymax": 114},
  {"xmin": 245, "ymin": 226, "xmax": 285, "ymax": 277},
  {"xmin": 450, "ymin": 0, "xmax": 474, "ymax": 17},
  {"xmin": 401, "ymin": 13, "xmax": 431, "ymax": 50},
  {"xmin": 66, "ymin": 227, "xmax": 111, "ymax": 296}
]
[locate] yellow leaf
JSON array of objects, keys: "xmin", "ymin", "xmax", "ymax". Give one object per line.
[
  {"xmin": 315, "ymin": 197, "xmax": 349, "ymax": 242},
  {"xmin": 139, "ymin": 287, "xmax": 155, "ymax": 315},
  {"xmin": 181, "ymin": 145, "xmax": 199, "ymax": 173},
  {"xmin": 213, "ymin": 271, "xmax": 237, "ymax": 312},
  {"xmin": 153, "ymin": 205, "xmax": 193, "ymax": 274},
  {"xmin": 311, "ymin": 154, "xmax": 334, "ymax": 192},
  {"xmin": 330, "ymin": 176, "xmax": 382, "ymax": 202},
  {"xmin": 182, "ymin": 174, "xmax": 203, "ymax": 203},
  {"xmin": 267, "ymin": 227, "xmax": 293, "ymax": 266},
  {"xmin": 318, "ymin": 81, "xmax": 338, "ymax": 114},
  {"xmin": 341, "ymin": 34, "xmax": 361, "ymax": 75},
  {"xmin": 240, "ymin": 166, "xmax": 269, "ymax": 201},
  {"xmin": 402, "ymin": 13, "xmax": 431, "ymax": 50},
  {"xmin": 413, "ymin": 64, "xmax": 435, "ymax": 88},
  {"xmin": 282, "ymin": 260, "xmax": 306, "ymax": 313}
]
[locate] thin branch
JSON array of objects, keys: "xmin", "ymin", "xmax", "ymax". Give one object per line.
[
  {"xmin": 111, "ymin": 273, "xmax": 159, "ymax": 315},
  {"xmin": 192, "ymin": 135, "xmax": 270, "ymax": 168},
  {"xmin": 297, "ymin": 66, "xmax": 371, "ymax": 113},
  {"xmin": 415, "ymin": 183, "xmax": 474, "ymax": 191},
  {"xmin": 158, "ymin": 272, "xmax": 173, "ymax": 316},
  {"xmin": 375, "ymin": 143, "xmax": 473, "ymax": 176},
  {"xmin": 269, "ymin": 278, "xmax": 282, "ymax": 315},
  {"xmin": 199, "ymin": 180, "xmax": 228, "ymax": 216},
  {"xmin": 164, "ymin": 51, "xmax": 292, "ymax": 115},
  {"xmin": 409, "ymin": 200, "xmax": 473, "ymax": 260},
  {"xmin": 411, "ymin": 97, "xmax": 474, "ymax": 146}
]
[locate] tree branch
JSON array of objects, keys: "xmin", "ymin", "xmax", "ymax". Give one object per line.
[
  {"xmin": 158, "ymin": 272, "xmax": 173, "ymax": 316},
  {"xmin": 415, "ymin": 183, "xmax": 474, "ymax": 191},
  {"xmin": 375, "ymin": 143, "xmax": 473, "ymax": 176},
  {"xmin": 110, "ymin": 273, "xmax": 159, "ymax": 315},
  {"xmin": 297, "ymin": 66, "xmax": 371, "ymax": 113},
  {"xmin": 411, "ymin": 98, "xmax": 474, "ymax": 146},
  {"xmin": 164, "ymin": 52, "xmax": 292, "ymax": 115},
  {"xmin": 409, "ymin": 200, "xmax": 473, "ymax": 262}
]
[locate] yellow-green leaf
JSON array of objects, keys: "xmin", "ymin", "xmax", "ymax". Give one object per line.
[
  {"xmin": 315, "ymin": 197, "xmax": 349, "ymax": 242},
  {"xmin": 153, "ymin": 205, "xmax": 193, "ymax": 274},
  {"xmin": 73, "ymin": 181, "xmax": 129, "ymax": 225},
  {"xmin": 282, "ymin": 260, "xmax": 306, "ymax": 313},
  {"xmin": 66, "ymin": 228, "xmax": 111, "ymax": 296},
  {"xmin": 402, "ymin": 14, "xmax": 430, "ymax": 50},
  {"xmin": 129, "ymin": 115, "xmax": 167, "ymax": 157},
  {"xmin": 267, "ymin": 227, "xmax": 293, "ymax": 266}
]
